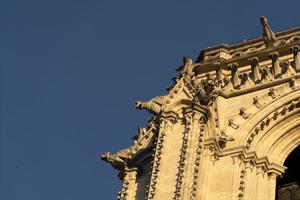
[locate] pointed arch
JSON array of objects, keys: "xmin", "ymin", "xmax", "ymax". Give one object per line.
[
  {"xmin": 234, "ymin": 88, "xmax": 300, "ymax": 166},
  {"xmin": 251, "ymin": 111, "xmax": 300, "ymax": 165}
]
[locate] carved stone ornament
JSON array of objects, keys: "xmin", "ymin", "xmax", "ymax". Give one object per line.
[
  {"xmin": 101, "ymin": 150, "xmax": 130, "ymax": 171},
  {"xmin": 228, "ymin": 119, "xmax": 239, "ymax": 129},
  {"xmin": 253, "ymin": 96, "xmax": 262, "ymax": 108},
  {"xmin": 196, "ymin": 73, "xmax": 219, "ymax": 106},
  {"xmin": 135, "ymin": 95, "xmax": 167, "ymax": 115},
  {"xmin": 239, "ymin": 107, "xmax": 252, "ymax": 119},
  {"xmin": 248, "ymin": 56, "xmax": 261, "ymax": 83},
  {"xmin": 218, "ymin": 131, "xmax": 234, "ymax": 148},
  {"xmin": 260, "ymin": 16, "xmax": 277, "ymax": 48}
]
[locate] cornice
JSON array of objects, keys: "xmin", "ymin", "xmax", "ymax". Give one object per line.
[
  {"xmin": 196, "ymin": 27, "xmax": 300, "ymax": 64},
  {"xmin": 201, "ymin": 27, "xmax": 300, "ymax": 52},
  {"xmin": 195, "ymin": 41, "xmax": 300, "ymax": 75}
]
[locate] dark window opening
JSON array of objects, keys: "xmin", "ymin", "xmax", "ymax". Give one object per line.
[{"xmin": 276, "ymin": 146, "xmax": 300, "ymax": 200}]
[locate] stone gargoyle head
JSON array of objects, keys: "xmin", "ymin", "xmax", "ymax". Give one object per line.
[
  {"xmin": 101, "ymin": 151, "xmax": 128, "ymax": 171},
  {"xmin": 135, "ymin": 96, "xmax": 166, "ymax": 115},
  {"xmin": 135, "ymin": 100, "xmax": 144, "ymax": 110}
]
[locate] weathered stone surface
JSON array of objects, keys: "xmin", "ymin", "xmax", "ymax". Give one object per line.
[{"xmin": 102, "ymin": 17, "xmax": 300, "ymax": 200}]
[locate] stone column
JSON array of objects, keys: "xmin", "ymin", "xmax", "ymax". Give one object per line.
[
  {"xmin": 179, "ymin": 105, "xmax": 207, "ymax": 200},
  {"xmin": 147, "ymin": 112, "xmax": 184, "ymax": 200},
  {"xmin": 198, "ymin": 145, "xmax": 215, "ymax": 200},
  {"xmin": 118, "ymin": 167, "xmax": 139, "ymax": 200},
  {"xmin": 267, "ymin": 172, "xmax": 279, "ymax": 200},
  {"xmin": 291, "ymin": 46, "xmax": 300, "ymax": 72},
  {"xmin": 262, "ymin": 170, "xmax": 269, "ymax": 200},
  {"xmin": 146, "ymin": 117, "xmax": 171, "ymax": 200},
  {"xmin": 244, "ymin": 161, "xmax": 256, "ymax": 200},
  {"xmin": 173, "ymin": 110, "xmax": 193, "ymax": 200},
  {"xmin": 255, "ymin": 166, "xmax": 267, "ymax": 200},
  {"xmin": 231, "ymin": 156, "xmax": 242, "ymax": 200}
]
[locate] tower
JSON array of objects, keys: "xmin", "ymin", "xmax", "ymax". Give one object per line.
[{"xmin": 102, "ymin": 17, "xmax": 300, "ymax": 200}]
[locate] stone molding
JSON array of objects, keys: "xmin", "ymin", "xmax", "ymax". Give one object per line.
[{"xmin": 203, "ymin": 139, "xmax": 286, "ymax": 175}]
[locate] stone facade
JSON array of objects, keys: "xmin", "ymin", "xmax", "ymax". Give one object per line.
[{"xmin": 102, "ymin": 17, "xmax": 300, "ymax": 200}]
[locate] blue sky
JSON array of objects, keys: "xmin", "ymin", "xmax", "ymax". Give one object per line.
[{"xmin": 1, "ymin": 0, "xmax": 300, "ymax": 199}]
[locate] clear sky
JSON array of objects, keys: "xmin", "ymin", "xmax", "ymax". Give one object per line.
[{"xmin": 1, "ymin": 0, "xmax": 300, "ymax": 199}]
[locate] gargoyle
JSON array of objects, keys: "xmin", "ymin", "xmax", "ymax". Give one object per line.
[
  {"xmin": 135, "ymin": 95, "xmax": 167, "ymax": 115},
  {"xmin": 196, "ymin": 74, "xmax": 219, "ymax": 106},
  {"xmin": 102, "ymin": 122, "xmax": 157, "ymax": 171},
  {"xmin": 101, "ymin": 149, "xmax": 131, "ymax": 171},
  {"xmin": 260, "ymin": 16, "xmax": 277, "ymax": 48}
]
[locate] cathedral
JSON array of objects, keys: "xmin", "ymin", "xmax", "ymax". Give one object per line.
[{"xmin": 102, "ymin": 17, "xmax": 300, "ymax": 200}]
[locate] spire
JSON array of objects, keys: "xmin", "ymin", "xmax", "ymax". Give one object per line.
[{"xmin": 260, "ymin": 16, "xmax": 277, "ymax": 48}]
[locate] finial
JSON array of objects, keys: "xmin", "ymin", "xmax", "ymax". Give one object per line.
[{"xmin": 260, "ymin": 16, "xmax": 277, "ymax": 48}]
